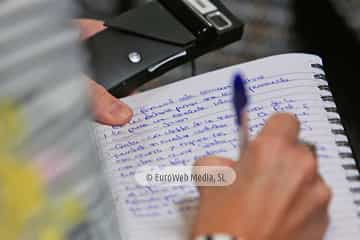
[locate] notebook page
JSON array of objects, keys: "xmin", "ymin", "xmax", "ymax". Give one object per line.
[{"xmin": 94, "ymin": 54, "xmax": 360, "ymax": 240}]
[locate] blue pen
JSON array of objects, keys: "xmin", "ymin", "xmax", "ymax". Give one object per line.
[{"xmin": 233, "ymin": 74, "xmax": 249, "ymax": 150}]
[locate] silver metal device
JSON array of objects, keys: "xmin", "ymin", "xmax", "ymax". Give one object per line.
[{"xmin": 183, "ymin": 0, "xmax": 232, "ymax": 30}]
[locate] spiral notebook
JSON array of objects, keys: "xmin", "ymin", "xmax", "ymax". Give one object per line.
[{"xmin": 94, "ymin": 54, "xmax": 360, "ymax": 240}]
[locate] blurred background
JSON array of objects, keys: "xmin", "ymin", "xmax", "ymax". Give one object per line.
[{"xmin": 77, "ymin": 0, "xmax": 360, "ymax": 164}]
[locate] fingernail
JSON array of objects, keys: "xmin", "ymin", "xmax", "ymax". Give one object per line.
[{"xmin": 109, "ymin": 101, "xmax": 131, "ymax": 123}]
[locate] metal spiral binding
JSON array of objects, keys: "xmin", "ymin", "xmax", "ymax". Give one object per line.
[{"xmin": 312, "ymin": 63, "xmax": 360, "ymax": 210}]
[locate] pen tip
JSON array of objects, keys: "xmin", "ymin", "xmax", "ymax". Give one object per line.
[
  {"xmin": 233, "ymin": 73, "xmax": 248, "ymax": 126},
  {"xmin": 234, "ymin": 74, "xmax": 245, "ymax": 90},
  {"xmin": 233, "ymin": 74, "xmax": 248, "ymax": 103}
]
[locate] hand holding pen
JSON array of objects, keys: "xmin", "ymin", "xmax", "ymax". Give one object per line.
[{"xmin": 192, "ymin": 74, "xmax": 331, "ymax": 240}]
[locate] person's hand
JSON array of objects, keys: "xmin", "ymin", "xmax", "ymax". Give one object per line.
[
  {"xmin": 192, "ymin": 113, "xmax": 332, "ymax": 240},
  {"xmin": 74, "ymin": 19, "xmax": 133, "ymax": 125}
]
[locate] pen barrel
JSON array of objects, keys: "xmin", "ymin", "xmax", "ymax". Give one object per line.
[{"xmin": 238, "ymin": 112, "xmax": 249, "ymax": 155}]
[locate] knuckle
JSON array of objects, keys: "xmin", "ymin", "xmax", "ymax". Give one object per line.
[
  {"xmin": 302, "ymin": 157, "xmax": 317, "ymax": 178},
  {"xmin": 270, "ymin": 136, "xmax": 289, "ymax": 150},
  {"xmin": 267, "ymin": 113, "xmax": 300, "ymax": 130},
  {"xmin": 316, "ymin": 184, "xmax": 333, "ymax": 206},
  {"xmin": 248, "ymin": 136, "xmax": 290, "ymax": 168},
  {"xmin": 295, "ymin": 147, "xmax": 318, "ymax": 179},
  {"xmin": 249, "ymin": 137, "xmax": 266, "ymax": 154},
  {"xmin": 247, "ymin": 139, "xmax": 266, "ymax": 167},
  {"xmin": 251, "ymin": 135, "xmax": 288, "ymax": 154},
  {"xmin": 249, "ymin": 137, "xmax": 271, "ymax": 162}
]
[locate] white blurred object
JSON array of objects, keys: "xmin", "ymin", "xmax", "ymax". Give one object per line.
[{"xmin": 0, "ymin": 0, "xmax": 121, "ymax": 239}]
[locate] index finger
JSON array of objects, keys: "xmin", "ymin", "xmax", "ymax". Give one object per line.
[{"xmin": 258, "ymin": 113, "xmax": 300, "ymax": 144}]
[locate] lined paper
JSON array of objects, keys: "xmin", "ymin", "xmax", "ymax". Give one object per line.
[{"xmin": 94, "ymin": 54, "xmax": 360, "ymax": 240}]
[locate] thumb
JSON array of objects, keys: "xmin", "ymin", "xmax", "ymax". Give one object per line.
[
  {"xmin": 89, "ymin": 80, "xmax": 133, "ymax": 125},
  {"xmin": 194, "ymin": 156, "xmax": 236, "ymax": 199}
]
